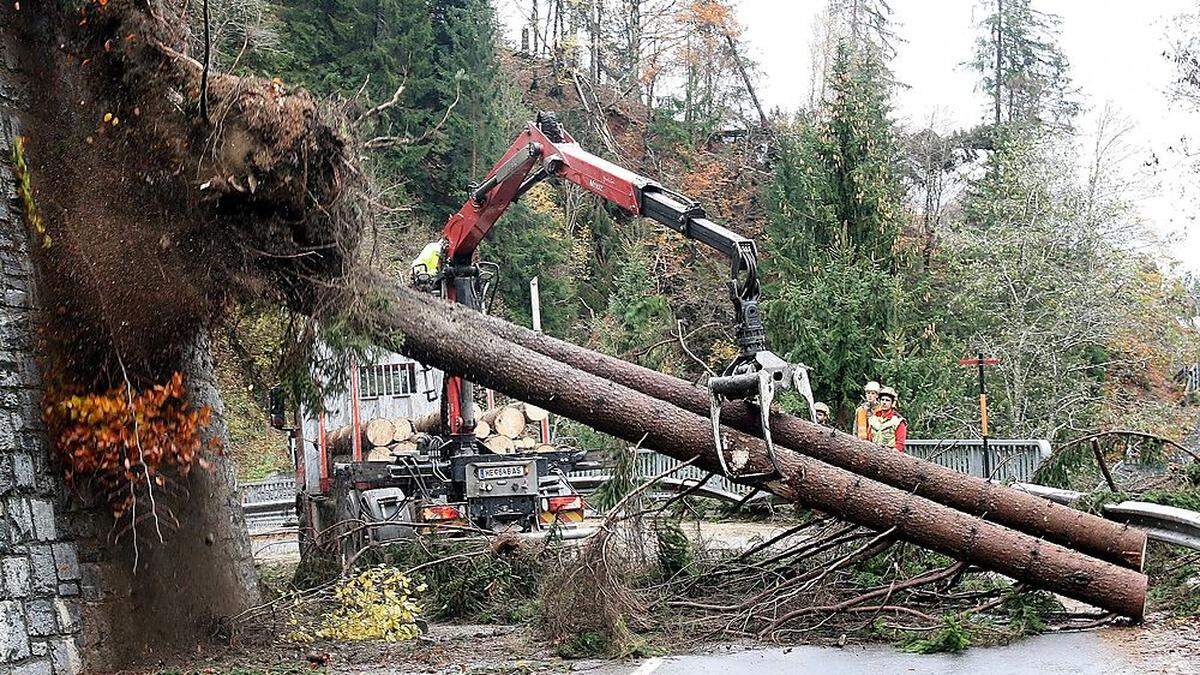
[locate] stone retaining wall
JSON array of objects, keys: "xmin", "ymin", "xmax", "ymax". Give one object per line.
[{"xmin": 0, "ymin": 91, "xmax": 84, "ymax": 674}]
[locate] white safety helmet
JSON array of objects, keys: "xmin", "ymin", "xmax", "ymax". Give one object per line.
[{"xmin": 864, "ymin": 381, "xmax": 881, "ymax": 393}]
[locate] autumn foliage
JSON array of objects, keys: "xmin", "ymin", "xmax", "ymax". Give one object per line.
[{"xmin": 43, "ymin": 372, "xmax": 218, "ymax": 520}]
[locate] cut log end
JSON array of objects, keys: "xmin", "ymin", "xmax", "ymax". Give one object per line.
[
  {"xmin": 484, "ymin": 435, "xmax": 515, "ymax": 454},
  {"xmin": 494, "ymin": 406, "xmax": 526, "ymax": 439},
  {"xmin": 365, "ymin": 418, "xmax": 395, "ymax": 446}
]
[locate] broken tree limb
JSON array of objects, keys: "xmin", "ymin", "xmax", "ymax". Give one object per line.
[
  {"xmin": 353, "ymin": 282, "xmax": 1147, "ymax": 618},
  {"xmin": 457, "ymin": 302, "xmax": 1148, "ymax": 571}
]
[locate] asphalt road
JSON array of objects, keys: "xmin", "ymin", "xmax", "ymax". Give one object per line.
[{"xmin": 581, "ymin": 632, "xmax": 1193, "ymax": 675}]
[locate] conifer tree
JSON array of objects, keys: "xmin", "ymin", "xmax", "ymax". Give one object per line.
[
  {"xmin": 764, "ymin": 41, "xmax": 955, "ymax": 427},
  {"xmin": 970, "ymin": 0, "xmax": 1079, "ymax": 131}
]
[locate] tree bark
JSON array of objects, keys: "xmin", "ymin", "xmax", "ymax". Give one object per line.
[
  {"xmin": 459, "ymin": 298, "xmax": 1148, "ymax": 571},
  {"xmin": 355, "ymin": 282, "xmax": 1147, "ymax": 619}
]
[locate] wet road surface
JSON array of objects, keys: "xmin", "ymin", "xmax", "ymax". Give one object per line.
[{"xmin": 581, "ymin": 631, "xmax": 1190, "ymax": 675}]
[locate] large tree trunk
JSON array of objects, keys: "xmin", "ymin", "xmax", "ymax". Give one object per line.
[
  {"xmin": 454, "ymin": 299, "xmax": 1147, "ymax": 571},
  {"xmin": 355, "ymin": 281, "xmax": 1147, "ymax": 619}
]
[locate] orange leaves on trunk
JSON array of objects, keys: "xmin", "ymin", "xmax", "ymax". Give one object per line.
[{"xmin": 43, "ymin": 371, "xmax": 218, "ymax": 519}]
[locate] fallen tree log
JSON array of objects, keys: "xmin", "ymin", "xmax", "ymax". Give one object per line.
[
  {"xmin": 354, "ymin": 282, "xmax": 1148, "ymax": 618},
  {"xmin": 365, "ymin": 418, "xmax": 395, "ymax": 446},
  {"xmin": 411, "ymin": 410, "xmax": 443, "ymax": 434},
  {"xmin": 391, "ymin": 417, "xmax": 416, "ymax": 442},
  {"xmin": 456, "ymin": 300, "xmax": 1147, "ymax": 571}
]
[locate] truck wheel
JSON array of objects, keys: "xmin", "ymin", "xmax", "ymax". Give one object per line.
[
  {"xmin": 296, "ymin": 494, "xmax": 316, "ymax": 559},
  {"xmin": 336, "ymin": 490, "xmax": 367, "ymax": 569}
]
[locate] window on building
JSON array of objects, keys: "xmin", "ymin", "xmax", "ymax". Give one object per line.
[{"xmin": 358, "ymin": 362, "xmax": 417, "ymax": 400}]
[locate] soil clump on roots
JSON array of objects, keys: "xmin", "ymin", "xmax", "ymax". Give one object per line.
[{"xmin": 16, "ymin": 0, "xmax": 361, "ymax": 386}]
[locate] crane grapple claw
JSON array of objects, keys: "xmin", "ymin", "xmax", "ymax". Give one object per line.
[{"xmin": 708, "ymin": 350, "xmax": 811, "ymax": 482}]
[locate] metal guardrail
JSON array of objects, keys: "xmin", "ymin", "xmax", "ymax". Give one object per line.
[
  {"xmin": 240, "ymin": 477, "xmax": 296, "ymax": 503},
  {"xmin": 240, "ymin": 477, "xmax": 297, "ymax": 531},
  {"xmin": 568, "ymin": 440, "xmax": 1051, "ymax": 496},
  {"xmin": 1104, "ymin": 502, "xmax": 1200, "ymax": 551},
  {"xmin": 1013, "ymin": 482, "xmax": 1200, "ymax": 552},
  {"xmin": 905, "ymin": 439, "xmax": 1052, "ymax": 482}
]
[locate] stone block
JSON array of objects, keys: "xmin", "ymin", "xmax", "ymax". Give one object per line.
[
  {"xmin": 51, "ymin": 637, "xmax": 81, "ymax": 675},
  {"xmin": 30, "ymin": 640, "xmax": 48, "ymax": 656},
  {"xmin": 29, "ymin": 499, "xmax": 55, "ymax": 541},
  {"xmin": 24, "ymin": 599, "xmax": 54, "ymax": 637},
  {"xmin": 12, "ymin": 657, "xmax": 53, "ymax": 675},
  {"xmin": 28, "ymin": 546, "xmax": 55, "ymax": 594},
  {"xmin": 13, "ymin": 453, "xmax": 35, "ymax": 490},
  {"xmin": 55, "ymin": 582, "xmax": 77, "ymax": 598},
  {"xmin": 4, "ymin": 286, "xmax": 28, "ymax": 309},
  {"xmin": 2, "ymin": 555, "xmax": 30, "ymax": 598},
  {"xmin": 0, "ymin": 454, "xmax": 12, "ymax": 495},
  {"xmin": 49, "ymin": 545, "xmax": 77, "ymax": 582},
  {"xmin": 52, "ymin": 598, "xmax": 79, "ymax": 633},
  {"xmin": 0, "ymin": 599, "xmax": 31, "ymax": 662},
  {"xmin": 7, "ymin": 497, "xmax": 33, "ymax": 542},
  {"xmin": 0, "ymin": 502, "xmax": 8, "ymax": 554}
]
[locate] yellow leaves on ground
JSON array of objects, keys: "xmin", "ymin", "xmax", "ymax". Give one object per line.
[{"xmin": 302, "ymin": 566, "xmax": 424, "ymax": 643}]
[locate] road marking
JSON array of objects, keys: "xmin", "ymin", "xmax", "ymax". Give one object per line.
[{"xmin": 630, "ymin": 657, "xmax": 663, "ymax": 675}]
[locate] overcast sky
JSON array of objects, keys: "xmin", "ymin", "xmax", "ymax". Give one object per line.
[{"xmin": 496, "ymin": 1, "xmax": 1200, "ymax": 272}]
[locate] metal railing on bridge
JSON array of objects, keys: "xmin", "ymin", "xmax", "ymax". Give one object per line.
[
  {"xmin": 567, "ymin": 439, "xmax": 1052, "ymax": 501},
  {"xmin": 905, "ymin": 439, "xmax": 1052, "ymax": 483}
]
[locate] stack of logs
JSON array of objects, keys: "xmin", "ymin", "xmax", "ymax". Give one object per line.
[{"xmin": 326, "ymin": 403, "xmax": 554, "ymax": 460}]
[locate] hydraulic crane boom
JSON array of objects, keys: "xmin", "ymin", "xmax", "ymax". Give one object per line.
[{"xmin": 424, "ymin": 113, "xmax": 813, "ymax": 479}]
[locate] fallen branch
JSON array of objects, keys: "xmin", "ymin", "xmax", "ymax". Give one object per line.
[{"xmin": 759, "ymin": 562, "xmax": 966, "ymax": 637}]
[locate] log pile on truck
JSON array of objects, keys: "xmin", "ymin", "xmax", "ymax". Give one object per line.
[{"xmin": 325, "ymin": 403, "xmax": 555, "ymax": 459}]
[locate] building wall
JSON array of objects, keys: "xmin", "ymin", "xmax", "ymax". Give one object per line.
[
  {"xmin": 299, "ymin": 352, "xmax": 444, "ymax": 492},
  {"xmin": 0, "ymin": 62, "xmax": 84, "ymax": 673}
]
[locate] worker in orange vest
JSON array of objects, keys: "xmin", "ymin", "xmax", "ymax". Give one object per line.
[
  {"xmin": 869, "ymin": 386, "xmax": 907, "ymax": 453},
  {"xmin": 854, "ymin": 381, "xmax": 881, "ymax": 440}
]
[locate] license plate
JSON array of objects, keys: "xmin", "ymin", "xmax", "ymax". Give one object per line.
[{"xmin": 478, "ymin": 464, "xmax": 524, "ymax": 480}]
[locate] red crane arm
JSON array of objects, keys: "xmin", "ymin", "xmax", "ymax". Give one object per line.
[
  {"xmin": 442, "ymin": 120, "xmax": 644, "ymax": 263},
  {"xmin": 435, "ymin": 114, "xmax": 794, "ymax": 480}
]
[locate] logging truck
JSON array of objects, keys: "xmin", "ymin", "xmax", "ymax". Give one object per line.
[{"xmin": 271, "ymin": 351, "xmax": 590, "ymax": 564}]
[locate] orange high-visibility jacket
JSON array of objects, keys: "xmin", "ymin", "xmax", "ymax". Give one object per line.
[{"xmin": 854, "ymin": 402, "xmax": 874, "ymax": 440}]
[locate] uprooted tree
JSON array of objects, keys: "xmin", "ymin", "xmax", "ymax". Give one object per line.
[{"xmin": 10, "ymin": 0, "xmax": 359, "ymax": 662}]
